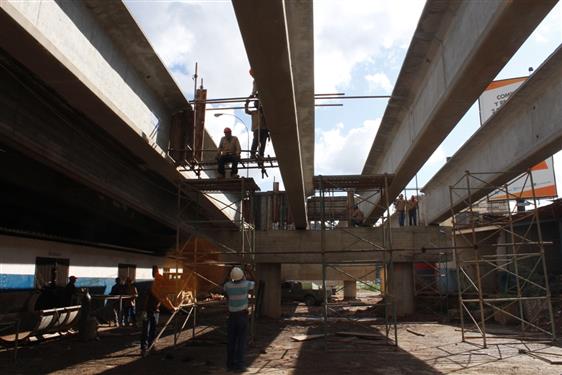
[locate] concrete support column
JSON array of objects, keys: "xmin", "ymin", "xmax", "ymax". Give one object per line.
[
  {"xmin": 343, "ymin": 280, "xmax": 357, "ymax": 300},
  {"xmin": 389, "ymin": 262, "xmax": 415, "ymax": 317},
  {"xmin": 257, "ymin": 263, "xmax": 281, "ymax": 319}
]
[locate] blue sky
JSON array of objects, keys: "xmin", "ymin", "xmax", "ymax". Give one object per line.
[{"xmin": 125, "ymin": 0, "xmax": 562, "ymax": 195}]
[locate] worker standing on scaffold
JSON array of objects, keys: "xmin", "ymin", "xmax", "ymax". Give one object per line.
[
  {"xmin": 245, "ymin": 68, "xmax": 269, "ymax": 160},
  {"xmin": 223, "ymin": 266, "xmax": 255, "ymax": 372},
  {"xmin": 217, "ymin": 127, "xmax": 241, "ymax": 178}
]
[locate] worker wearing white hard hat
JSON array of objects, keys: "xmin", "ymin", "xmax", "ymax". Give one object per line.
[
  {"xmin": 223, "ymin": 265, "xmax": 255, "ymax": 372},
  {"xmin": 230, "ymin": 266, "xmax": 245, "ymax": 281}
]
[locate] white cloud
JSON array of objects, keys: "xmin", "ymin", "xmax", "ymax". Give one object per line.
[
  {"xmin": 314, "ymin": 0, "xmax": 425, "ymax": 93},
  {"xmin": 315, "ymin": 119, "xmax": 381, "ymax": 175},
  {"xmin": 125, "ymin": 1, "xmax": 252, "ymax": 99},
  {"xmin": 365, "ymin": 72, "xmax": 393, "ymax": 93}
]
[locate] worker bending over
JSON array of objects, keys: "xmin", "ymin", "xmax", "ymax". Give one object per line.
[{"xmin": 216, "ymin": 127, "xmax": 241, "ymax": 178}]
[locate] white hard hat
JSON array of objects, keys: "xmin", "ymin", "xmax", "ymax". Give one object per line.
[{"xmin": 230, "ymin": 267, "xmax": 244, "ymax": 281}]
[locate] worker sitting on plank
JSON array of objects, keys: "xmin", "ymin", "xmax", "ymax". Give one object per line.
[{"xmin": 216, "ymin": 127, "xmax": 241, "ymax": 178}]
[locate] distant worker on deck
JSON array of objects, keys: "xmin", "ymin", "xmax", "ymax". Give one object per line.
[
  {"xmin": 249, "ymin": 68, "xmax": 258, "ymax": 96},
  {"xmin": 408, "ymin": 195, "xmax": 418, "ymax": 226},
  {"xmin": 223, "ymin": 266, "xmax": 255, "ymax": 372},
  {"xmin": 350, "ymin": 205, "xmax": 365, "ymax": 227},
  {"xmin": 245, "ymin": 68, "xmax": 269, "ymax": 160},
  {"xmin": 216, "ymin": 127, "xmax": 241, "ymax": 178},
  {"xmin": 394, "ymin": 194, "xmax": 407, "ymax": 227}
]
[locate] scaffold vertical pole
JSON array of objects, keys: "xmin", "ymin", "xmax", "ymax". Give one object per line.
[
  {"xmin": 505, "ymin": 183, "xmax": 526, "ymax": 336},
  {"xmin": 319, "ymin": 176, "xmax": 329, "ymax": 351},
  {"xmin": 529, "ymin": 170, "xmax": 557, "ymax": 340},
  {"xmin": 450, "ymin": 182, "xmax": 466, "ymax": 342},
  {"xmin": 466, "ymin": 172, "xmax": 487, "ymax": 348}
]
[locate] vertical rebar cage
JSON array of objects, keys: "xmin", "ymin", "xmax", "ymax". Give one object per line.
[
  {"xmin": 313, "ymin": 174, "xmax": 398, "ymax": 350},
  {"xmin": 449, "ymin": 170, "xmax": 556, "ymax": 347}
]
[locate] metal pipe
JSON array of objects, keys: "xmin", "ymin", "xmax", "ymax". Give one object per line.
[
  {"xmin": 315, "ymin": 95, "xmax": 392, "ymax": 100},
  {"xmin": 529, "ymin": 170, "xmax": 557, "ymax": 340}
]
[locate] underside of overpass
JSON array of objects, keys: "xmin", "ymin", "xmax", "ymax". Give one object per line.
[{"xmin": 1, "ymin": 0, "xmax": 561, "ymax": 373}]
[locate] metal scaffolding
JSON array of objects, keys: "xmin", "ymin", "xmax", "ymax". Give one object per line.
[
  {"xmin": 153, "ymin": 177, "xmax": 260, "ymax": 348},
  {"xmin": 413, "ymin": 251, "xmax": 450, "ymax": 317},
  {"xmin": 313, "ymin": 174, "xmax": 398, "ymax": 349},
  {"xmin": 450, "ymin": 170, "xmax": 556, "ymax": 348}
]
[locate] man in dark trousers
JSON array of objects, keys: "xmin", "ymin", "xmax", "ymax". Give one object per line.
[
  {"xmin": 216, "ymin": 127, "xmax": 241, "ymax": 178},
  {"xmin": 140, "ymin": 266, "xmax": 161, "ymax": 357},
  {"xmin": 394, "ymin": 194, "xmax": 407, "ymax": 227},
  {"xmin": 223, "ymin": 266, "xmax": 255, "ymax": 372},
  {"xmin": 64, "ymin": 275, "xmax": 78, "ymax": 306},
  {"xmin": 110, "ymin": 277, "xmax": 124, "ymax": 326},
  {"xmin": 408, "ymin": 195, "xmax": 418, "ymax": 226},
  {"xmin": 244, "ymin": 95, "xmax": 269, "ymax": 160}
]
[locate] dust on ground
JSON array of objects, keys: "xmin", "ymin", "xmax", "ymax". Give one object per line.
[{"xmin": 1, "ymin": 299, "xmax": 560, "ymax": 375}]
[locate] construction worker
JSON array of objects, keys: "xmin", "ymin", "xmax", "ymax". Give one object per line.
[
  {"xmin": 245, "ymin": 69, "xmax": 269, "ymax": 159},
  {"xmin": 350, "ymin": 205, "xmax": 365, "ymax": 227},
  {"xmin": 245, "ymin": 95, "xmax": 269, "ymax": 160},
  {"xmin": 249, "ymin": 68, "xmax": 258, "ymax": 96},
  {"xmin": 408, "ymin": 195, "xmax": 419, "ymax": 226},
  {"xmin": 110, "ymin": 277, "xmax": 125, "ymax": 326},
  {"xmin": 123, "ymin": 277, "xmax": 138, "ymax": 327},
  {"xmin": 394, "ymin": 194, "xmax": 407, "ymax": 227},
  {"xmin": 216, "ymin": 127, "xmax": 241, "ymax": 178},
  {"xmin": 140, "ymin": 266, "xmax": 161, "ymax": 357},
  {"xmin": 223, "ymin": 266, "xmax": 255, "ymax": 372},
  {"xmin": 64, "ymin": 275, "xmax": 78, "ymax": 306}
]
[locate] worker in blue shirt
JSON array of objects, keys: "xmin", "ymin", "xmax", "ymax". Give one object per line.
[{"xmin": 223, "ymin": 266, "xmax": 255, "ymax": 372}]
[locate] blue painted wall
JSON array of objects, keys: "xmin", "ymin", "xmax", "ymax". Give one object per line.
[
  {"xmin": 0, "ymin": 274, "xmax": 151, "ymax": 295},
  {"xmin": 0, "ymin": 274, "xmax": 34, "ymax": 289}
]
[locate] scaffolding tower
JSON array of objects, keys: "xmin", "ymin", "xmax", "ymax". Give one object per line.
[
  {"xmin": 313, "ymin": 174, "xmax": 398, "ymax": 349},
  {"xmin": 150, "ymin": 177, "xmax": 260, "ymax": 350},
  {"xmin": 450, "ymin": 170, "xmax": 556, "ymax": 348},
  {"xmin": 412, "ymin": 251, "xmax": 450, "ymax": 317}
]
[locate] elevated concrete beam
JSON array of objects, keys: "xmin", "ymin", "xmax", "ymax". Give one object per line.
[
  {"xmin": 282, "ymin": 265, "xmax": 376, "ymax": 281},
  {"xmin": 232, "ymin": 0, "xmax": 310, "ymax": 228},
  {"xmin": 217, "ymin": 226, "xmax": 451, "ymax": 264},
  {"xmin": 284, "ymin": 0, "xmax": 315, "ymax": 197},
  {"xmin": 0, "ymin": 0, "xmax": 237, "ymax": 228},
  {"xmin": 422, "ymin": 45, "xmax": 562, "ymax": 224},
  {"xmin": 360, "ymin": 0, "xmax": 556, "ymax": 220}
]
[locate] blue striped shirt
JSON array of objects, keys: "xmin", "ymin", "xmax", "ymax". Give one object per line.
[{"xmin": 224, "ymin": 280, "xmax": 255, "ymax": 312}]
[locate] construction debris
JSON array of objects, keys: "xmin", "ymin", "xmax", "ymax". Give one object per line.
[
  {"xmin": 519, "ymin": 349, "xmax": 562, "ymax": 365},
  {"xmin": 406, "ymin": 328, "xmax": 425, "ymax": 337},
  {"xmin": 290, "ymin": 334, "xmax": 325, "ymax": 342}
]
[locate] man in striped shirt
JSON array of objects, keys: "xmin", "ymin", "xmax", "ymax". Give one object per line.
[{"xmin": 223, "ymin": 266, "xmax": 255, "ymax": 372}]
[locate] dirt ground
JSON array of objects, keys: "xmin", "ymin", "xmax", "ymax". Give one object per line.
[{"xmin": 1, "ymin": 299, "xmax": 561, "ymax": 375}]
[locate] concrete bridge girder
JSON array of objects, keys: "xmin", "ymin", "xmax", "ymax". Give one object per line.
[
  {"xmin": 216, "ymin": 226, "xmax": 452, "ymax": 264},
  {"xmin": 0, "ymin": 0, "xmax": 238, "ymax": 231},
  {"xmin": 422, "ymin": 45, "xmax": 562, "ymax": 224},
  {"xmin": 359, "ymin": 0, "xmax": 557, "ymax": 221},
  {"xmin": 232, "ymin": 0, "xmax": 314, "ymax": 229}
]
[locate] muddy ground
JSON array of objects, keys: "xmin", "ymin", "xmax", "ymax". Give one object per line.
[{"xmin": 1, "ymin": 298, "xmax": 561, "ymax": 374}]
